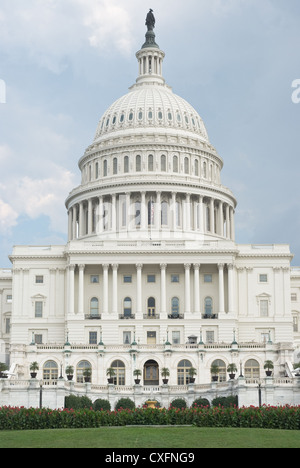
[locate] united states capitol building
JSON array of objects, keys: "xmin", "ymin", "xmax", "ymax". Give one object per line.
[{"xmin": 1, "ymin": 12, "xmax": 300, "ymax": 409}]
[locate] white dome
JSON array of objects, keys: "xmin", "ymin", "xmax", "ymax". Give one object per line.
[{"xmin": 94, "ymin": 84, "xmax": 209, "ymax": 142}]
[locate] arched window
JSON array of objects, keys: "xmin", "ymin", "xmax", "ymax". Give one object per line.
[
  {"xmin": 136, "ymin": 155, "xmax": 141, "ymax": 172},
  {"xmin": 43, "ymin": 361, "xmax": 58, "ymax": 381},
  {"xmin": 173, "ymin": 155, "xmax": 178, "ymax": 173},
  {"xmin": 171, "ymin": 297, "xmax": 180, "ymax": 317},
  {"xmin": 184, "ymin": 157, "xmax": 189, "ymax": 174},
  {"xmin": 161, "ymin": 154, "xmax": 167, "ymax": 172},
  {"xmin": 113, "ymin": 157, "xmax": 118, "ymax": 175},
  {"xmin": 206, "ymin": 205, "xmax": 211, "ymax": 232},
  {"xmin": 90, "ymin": 297, "xmax": 99, "ymax": 317},
  {"xmin": 148, "ymin": 200, "xmax": 155, "ymax": 226},
  {"xmin": 76, "ymin": 361, "xmax": 92, "ymax": 383},
  {"xmin": 204, "ymin": 297, "xmax": 213, "ymax": 317},
  {"xmin": 244, "ymin": 359, "xmax": 260, "ymax": 379},
  {"xmin": 177, "ymin": 359, "xmax": 192, "ymax": 385},
  {"xmin": 147, "ymin": 297, "xmax": 156, "ymax": 317},
  {"xmin": 95, "ymin": 162, "xmax": 99, "ymax": 179},
  {"xmin": 103, "ymin": 159, "xmax": 108, "ymax": 177},
  {"xmin": 135, "ymin": 201, "xmax": 141, "ymax": 226},
  {"xmin": 203, "ymin": 161, "xmax": 207, "ymax": 178},
  {"xmin": 111, "ymin": 360, "xmax": 125, "ymax": 385},
  {"xmin": 161, "ymin": 201, "xmax": 168, "ymax": 226},
  {"xmin": 212, "ymin": 359, "xmax": 226, "ymax": 382},
  {"xmin": 195, "ymin": 159, "xmax": 199, "ymax": 176},
  {"xmin": 124, "ymin": 156, "xmax": 129, "ymax": 173},
  {"xmin": 148, "ymin": 154, "xmax": 154, "ymax": 171},
  {"xmin": 123, "ymin": 297, "xmax": 132, "ymax": 318},
  {"xmin": 176, "ymin": 201, "xmax": 181, "ymax": 227}
]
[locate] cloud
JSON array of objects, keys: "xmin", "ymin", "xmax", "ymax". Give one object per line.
[{"xmin": 0, "ymin": 199, "xmax": 18, "ymax": 234}]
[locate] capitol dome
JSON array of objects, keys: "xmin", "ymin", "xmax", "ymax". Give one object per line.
[{"xmin": 65, "ymin": 17, "xmax": 237, "ymax": 244}]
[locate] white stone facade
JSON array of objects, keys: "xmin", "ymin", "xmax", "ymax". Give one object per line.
[{"xmin": 1, "ymin": 19, "xmax": 300, "ymax": 408}]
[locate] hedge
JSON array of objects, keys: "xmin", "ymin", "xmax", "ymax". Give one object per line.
[{"xmin": 1, "ymin": 405, "xmax": 300, "ymax": 431}]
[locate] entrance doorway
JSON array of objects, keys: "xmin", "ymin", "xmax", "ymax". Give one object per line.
[{"xmin": 144, "ymin": 359, "xmax": 159, "ymax": 385}]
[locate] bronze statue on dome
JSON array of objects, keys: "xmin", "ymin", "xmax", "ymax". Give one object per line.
[{"xmin": 146, "ymin": 9, "xmax": 155, "ymax": 31}]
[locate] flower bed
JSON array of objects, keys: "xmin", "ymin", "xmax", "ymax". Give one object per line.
[{"xmin": 0, "ymin": 405, "xmax": 300, "ymax": 431}]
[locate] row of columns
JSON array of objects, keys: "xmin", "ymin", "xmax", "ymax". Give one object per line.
[
  {"xmin": 68, "ymin": 192, "xmax": 235, "ymax": 241},
  {"xmin": 66, "ymin": 263, "xmax": 235, "ymax": 318}
]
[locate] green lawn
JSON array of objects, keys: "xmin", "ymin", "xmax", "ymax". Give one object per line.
[{"xmin": 0, "ymin": 426, "xmax": 300, "ymax": 448}]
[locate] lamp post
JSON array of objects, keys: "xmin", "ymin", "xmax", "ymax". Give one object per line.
[{"xmin": 39, "ymin": 380, "xmax": 43, "ymax": 409}]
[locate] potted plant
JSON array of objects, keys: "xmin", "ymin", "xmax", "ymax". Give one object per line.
[
  {"xmin": 83, "ymin": 367, "xmax": 92, "ymax": 383},
  {"xmin": 66, "ymin": 365, "xmax": 74, "ymax": 381},
  {"xmin": 188, "ymin": 367, "xmax": 197, "ymax": 384},
  {"xmin": 30, "ymin": 362, "xmax": 39, "ymax": 379},
  {"xmin": 161, "ymin": 367, "xmax": 170, "ymax": 385},
  {"xmin": 227, "ymin": 363, "xmax": 238, "ymax": 380},
  {"xmin": 133, "ymin": 369, "xmax": 142, "ymax": 384},
  {"xmin": 106, "ymin": 367, "xmax": 116, "ymax": 384},
  {"xmin": 211, "ymin": 364, "xmax": 219, "ymax": 382},
  {"xmin": 264, "ymin": 360, "xmax": 274, "ymax": 377},
  {"xmin": 0, "ymin": 363, "xmax": 8, "ymax": 379}
]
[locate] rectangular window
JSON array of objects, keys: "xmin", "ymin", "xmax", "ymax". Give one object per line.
[
  {"xmin": 172, "ymin": 331, "xmax": 180, "ymax": 344},
  {"xmin": 259, "ymin": 274, "xmax": 268, "ymax": 283},
  {"xmin": 89, "ymin": 332, "xmax": 97, "ymax": 345},
  {"xmin": 35, "ymin": 301, "xmax": 43, "ymax": 318},
  {"xmin": 5, "ymin": 318, "xmax": 10, "ymax": 334},
  {"xmin": 260, "ymin": 300, "xmax": 269, "ymax": 317},
  {"xmin": 293, "ymin": 317, "xmax": 299, "ymax": 333},
  {"xmin": 123, "ymin": 275, "xmax": 132, "ymax": 283},
  {"xmin": 123, "ymin": 331, "xmax": 131, "ymax": 344},
  {"xmin": 147, "ymin": 275, "xmax": 156, "ymax": 283},
  {"xmin": 204, "ymin": 274, "xmax": 212, "ymax": 283},
  {"xmin": 291, "ymin": 293, "xmax": 297, "ymax": 301},
  {"xmin": 206, "ymin": 331, "xmax": 215, "ymax": 343},
  {"xmin": 35, "ymin": 334, "xmax": 43, "ymax": 344},
  {"xmin": 147, "ymin": 331, "xmax": 156, "ymax": 344},
  {"xmin": 90, "ymin": 275, "xmax": 99, "ymax": 284},
  {"xmin": 171, "ymin": 274, "xmax": 179, "ymax": 283},
  {"xmin": 35, "ymin": 276, "xmax": 44, "ymax": 284},
  {"xmin": 6, "ymin": 295, "xmax": 12, "ymax": 303}
]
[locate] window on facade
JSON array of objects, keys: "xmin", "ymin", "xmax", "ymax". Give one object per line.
[
  {"xmin": 136, "ymin": 155, "xmax": 141, "ymax": 172},
  {"xmin": 148, "ymin": 200, "xmax": 155, "ymax": 226},
  {"xmin": 43, "ymin": 361, "xmax": 59, "ymax": 380},
  {"xmin": 6, "ymin": 295, "xmax": 12, "ymax": 303},
  {"xmin": 147, "ymin": 297, "xmax": 156, "ymax": 317},
  {"xmin": 148, "ymin": 154, "xmax": 154, "ymax": 171},
  {"xmin": 103, "ymin": 160, "xmax": 108, "ymax": 177},
  {"xmin": 35, "ymin": 275, "xmax": 44, "ymax": 284},
  {"xmin": 35, "ymin": 301, "xmax": 43, "ymax": 318},
  {"xmin": 293, "ymin": 316, "xmax": 299, "ymax": 333},
  {"xmin": 171, "ymin": 297, "xmax": 180, "ymax": 317},
  {"xmin": 212, "ymin": 360, "xmax": 226, "ymax": 382},
  {"xmin": 77, "ymin": 361, "xmax": 92, "ymax": 383},
  {"xmin": 135, "ymin": 201, "xmax": 141, "ymax": 226},
  {"xmin": 161, "ymin": 201, "xmax": 168, "ymax": 226},
  {"xmin": 123, "ymin": 297, "xmax": 132, "ymax": 317},
  {"xmin": 34, "ymin": 334, "xmax": 43, "ymax": 344},
  {"xmin": 113, "ymin": 157, "xmax": 118, "ymax": 175},
  {"xmin": 123, "ymin": 331, "xmax": 131, "ymax": 344},
  {"xmin": 95, "ymin": 162, "xmax": 99, "ymax": 179},
  {"xmin": 138, "ymin": 111, "xmax": 143, "ymax": 120},
  {"xmin": 147, "ymin": 275, "xmax": 156, "ymax": 283},
  {"xmin": 177, "ymin": 359, "xmax": 192, "ymax": 385},
  {"xmin": 259, "ymin": 274, "xmax": 268, "ymax": 283},
  {"xmin": 195, "ymin": 159, "xmax": 199, "ymax": 176},
  {"xmin": 120, "ymin": 113, "xmax": 125, "ymax": 123},
  {"xmin": 161, "ymin": 155, "xmax": 167, "ymax": 172},
  {"xmin": 111, "ymin": 360, "xmax": 125, "ymax": 385},
  {"xmin": 204, "ymin": 274, "xmax": 212, "ymax": 283},
  {"xmin": 5, "ymin": 317, "xmax": 10, "ymax": 334},
  {"xmin": 173, "ymin": 155, "xmax": 178, "ymax": 173},
  {"xmin": 158, "ymin": 111, "xmax": 163, "ymax": 120},
  {"xmin": 89, "ymin": 331, "xmax": 98, "ymax": 344},
  {"xmin": 176, "ymin": 201, "xmax": 181, "ymax": 227},
  {"xmin": 203, "ymin": 161, "xmax": 207, "ymax": 178},
  {"xmin": 291, "ymin": 293, "xmax": 297, "ymax": 301},
  {"xmin": 244, "ymin": 359, "xmax": 260, "ymax": 379},
  {"xmin": 171, "ymin": 274, "xmax": 179, "ymax": 283},
  {"xmin": 172, "ymin": 331, "xmax": 180, "ymax": 344},
  {"xmin": 260, "ymin": 300, "xmax": 269, "ymax": 317},
  {"xmin": 123, "ymin": 275, "xmax": 132, "ymax": 283},
  {"xmin": 147, "ymin": 331, "xmax": 156, "ymax": 344},
  {"xmin": 204, "ymin": 297, "xmax": 213, "ymax": 317},
  {"xmin": 206, "ymin": 205, "xmax": 211, "ymax": 232},
  {"xmin": 124, "ymin": 156, "xmax": 129, "ymax": 173},
  {"xmin": 90, "ymin": 275, "xmax": 99, "ymax": 284},
  {"xmin": 206, "ymin": 331, "xmax": 215, "ymax": 343},
  {"xmin": 184, "ymin": 157, "xmax": 189, "ymax": 174},
  {"xmin": 90, "ymin": 298, "xmax": 99, "ymax": 317},
  {"xmin": 129, "ymin": 112, "xmax": 134, "ymax": 121}
]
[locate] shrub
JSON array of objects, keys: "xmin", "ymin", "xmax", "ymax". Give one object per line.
[
  {"xmin": 212, "ymin": 395, "xmax": 238, "ymax": 408},
  {"xmin": 93, "ymin": 399, "xmax": 111, "ymax": 412},
  {"xmin": 192, "ymin": 398, "xmax": 210, "ymax": 408},
  {"xmin": 170, "ymin": 398, "xmax": 187, "ymax": 409},
  {"xmin": 65, "ymin": 395, "xmax": 93, "ymax": 410},
  {"xmin": 115, "ymin": 398, "xmax": 135, "ymax": 411}
]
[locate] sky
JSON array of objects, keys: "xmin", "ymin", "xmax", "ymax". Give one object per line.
[{"xmin": 0, "ymin": 0, "xmax": 300, "ymax": 268}]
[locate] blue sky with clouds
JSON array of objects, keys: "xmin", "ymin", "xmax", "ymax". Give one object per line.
[{"xmin": 0, "ymin": 0, "xmax": 300, "ymax": 268}]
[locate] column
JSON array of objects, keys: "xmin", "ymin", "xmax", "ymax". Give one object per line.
[
  {"xmin": 227, "ymin": 264, "xmax": 234, "ymax": 314},
  {"xmin": 172, "ymin": 192, "xmax": 176, "ymax": 231},
  {"xmin": 156, "ymin": 192, "xmax": 161, "ymax": 231},
  {"xmin": 136, "ymin": 264, "xmax": 143, "ymax": 319},
  {"xmin": 185, "ymin": 194, "xmax": 191, "ymax": 231},
  {"xmin": 111, "ymin": 194, "xmax": 117, "ymax": 233},
  {"xmin": 160, "ymin": 263, "xmax": 167, "ymax": 319},
  {"xmin": 112, "ymin": 264, "xmax": 119, "ymax": 316},
  {"xmin": 210, "ymin": 198, "xmax": 215, "ymax": 234},
  {"xmin": 88, "ymin": 199, "xmax": 93, "ymax": 235},
  {"xmin": 226, "ymin": 204, "xmax": 230, "ymax": 239},
  {"xmin": 78, "ymin": 264, "xmax": 85, "ymax": 317},
  {"xmin": 97, "ymin": 196, "xmax": 103, "ymax": 235},
  {"xmin": 218, "ymin": 201, "xmax": 224, "ymax": 237},
  {"xmin": 126, "ymin": 193, "xmax": 131, "ymax": 230},
  {"xmin": 68, "ymin": 265, "xmax": 75, "ymax": 316},
  {"xmin": 184, "ymin": 264, "xmax": 191, "ymax": 315},
  {"xmin": 102, "ymin": 264, "xmax": 109, "ymax": 316},
  {"xmin": 218, "ymin": 263, "xmax": 225, "ymax": 314},
  {"xmin": 193, "ymin": 264, "xmax": 200, "ymax": 315},
  {"xmin": 68, "ymin": 210, "xmax": 73, "ymax": 241},
  {"xmin": 79, "ymin": 202, "xmax": 84, "ymax": 237},
  {"xmin": 199, "ymin": 196, "xmax": 204, "ymax": 233},
  {"xmin": 141, "ymin": 192, "xmax": 146, "ymax": 231},
  {"xmin": 72, "ymin": 206, "xmax": 77, "ymax": 240},
  {"xmin": 230, "ymin": 207, "xmax": 235, "ymax": 241}
]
